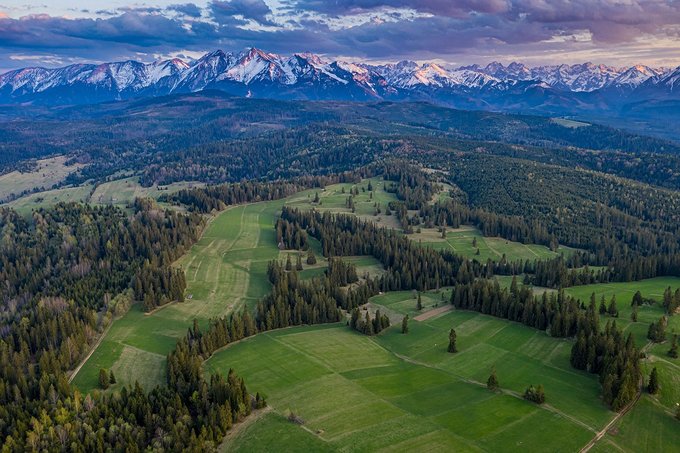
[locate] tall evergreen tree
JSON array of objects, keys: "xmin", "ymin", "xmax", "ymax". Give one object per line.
[
  {"xmin": 669, "ymin": 335, "xmax": 679, "ymax": 359},
  {"xmin": 448, "ymin": 328, "xmax": 458, "ymax": 353},
  {"xmin": 402, "ymin": 315, "xmax": 409, "ymax": 334},
  {"xmin": 99, "ymin": 369, "xmax": 110, "ymax": 390},
  {"xmin": 648, "ymin": 367, "xmax": 659, "ymax": 394},
  {"xmin": 487, "ymin": 368, "xmax": 499, "ymax": 391}
]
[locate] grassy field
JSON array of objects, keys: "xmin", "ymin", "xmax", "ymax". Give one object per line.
[
  {"xmin": 208, "ymin": 310, "xmax": 610, "ymax": 452},
  {"xmin": 563, "ymin": 278, "xmax": 680, "ymax": 452},
  {"xmin": 73, "ymin": 200, "xmax": 285, "ymax": 392},
  {"xmin": 0, "ymin": 155, "xmax": 84, "ymax": 201},
  {"xmin": 564, "ymin": 278, "xmax": 680, "ymax": 347},
  {"xmin": 5, "ymin": 184, "xmax": 93, "ymax": 215},
  {"xmin": 90, "ymin": 176, "xmax": 204, "ymax": 209},
  {"xmin": 413, "ymin": 225, "xmax": 576, "ymax": 262},
  {"xmin": 285, "ymin": 177, "xmax": 402, "ymax": 229}
]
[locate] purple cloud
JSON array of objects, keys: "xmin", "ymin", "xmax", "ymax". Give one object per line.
[
  {"xmin": 211, "ymin": 0, "xmax": 275, "ymax": 26},
  {"xmin": 0, "ymin": 0, "xmax": 679, "ymax": 72}
]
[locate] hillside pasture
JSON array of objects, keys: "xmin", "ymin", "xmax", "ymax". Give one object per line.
[
  {"xmin": 209, "ymin": 311, "xmax": 612, "ymax": 452},
  {"xmin": 72, "ymin": 200, "xmax": 284, "ymax": 392}
]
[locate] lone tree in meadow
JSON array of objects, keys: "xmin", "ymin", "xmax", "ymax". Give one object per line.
[
  {"xmin": 99, "ymin": 369, "xmax": 110, "ymax": 390},
  {"xmin": 631, "ymin": 304, "xmax": 638, "ymax": 322},
  {"xmin": 487, "ymin": 367, "xmax": 499, "ymax": 391},
  {"xmin": 417, "ymin": 293, "xmax": 423, "ymax": 311},
  {"xmin": 109, "ymin": 370, "xmax": 116, "ymax": 385},
  {"xmin": 448, "ymin": 328, "xmax": 458, "ymax": 353},
  {"xmin": 669, "ymin": 335, "xmax": 679, "ymax": 358},
  {"xmin": 648, "ymin": 367, "xmax": 659, "ymax": 394},
  {"xmin": 295, "ymin": 254, "xmax": 303, "ymax": 271},
  {"xmin": 402, "ymin": 315, "xmax": 409, "ymax": 334}
]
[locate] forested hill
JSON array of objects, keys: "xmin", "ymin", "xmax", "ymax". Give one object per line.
[{"xmin": 1, "ymin": 93, "xmax": 678, "ymax": 174}]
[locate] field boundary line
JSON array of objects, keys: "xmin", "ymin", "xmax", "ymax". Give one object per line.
[
  {"xmin": 375, "ymin": 339, "xmax": 598, "ymax": 434},
  {"xmin": 68, "ymin": 321, "xmax": 113, "ymax": 384}
]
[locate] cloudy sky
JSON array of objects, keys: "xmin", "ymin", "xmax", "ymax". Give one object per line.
[{"xmin": 1, "ymin": 0, "xmax": 680, "ymax": 72}]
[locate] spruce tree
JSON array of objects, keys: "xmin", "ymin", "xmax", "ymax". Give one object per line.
[
  {"xmin": 448, "ymin": 328, "xmax": 458, "ymax": 353},
  {"xmin": 99, "ymin": 369, "xmax": 110, "ymax": 390},
  {"xmin": 648, "ymin": 367, "xmax": 659, "ymax": 394},
  {"xmin": 296, "ymin": 254, "xmax": 303, "ymax": 271},
  {"xmin": 285, "ymin": 255, "xmax": 292, "ymax": 271},
  {"xmin": 669, "ymin": 335, "xmax": 679, "ymax": 359},
  {"xmin": 109, "ymin": 370, "xmax": 116, "ymax": 385},
  {"xmin": 599, "ymin": 296, "xmax": 607, "ymax": 315},
  {"xmin": 487, "ymin": 368, "xmax": 499, "ymax": 391},
  {"xmin": 631, "ymin": 304, "xmax": 638, "ymax": 322},
  {"xmin": 607, "ymin": 295, "xmax": 618, "ymax": 317},
  {"xmin": 417, "ymin": 293, "xmax": 423, "ymax": 311},
  {"xmin": 401, "ymin": 315, "xmax": 409, "ymax": 334}
]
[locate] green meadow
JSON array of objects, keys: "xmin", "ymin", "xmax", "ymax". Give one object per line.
[
  {"xmin": 208, "ymin": 311, "xmax": 609, "ymax": 452},
  {"xmin": 68, "ymin": 178, "xmax": 680, "ymax": 451},
  {"xmin": 73, "ymin": 200, "xmax": 285, "ymax": 392}
]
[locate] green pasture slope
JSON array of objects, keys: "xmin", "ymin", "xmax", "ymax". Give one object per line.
[
  {"xmin": 208, "ymin": 310, "xmax": 608, "ymax": 452},
  {"xmin": 68, "ymin": 176, "xmax": 680, "ymax": 451},
  {"xmin": 414, "ymin": 225, "xmax": 576, "ymax": 262},
  {"xmin": 72, "ymin": 200, "xmax": 285, "ymax": 392},
  {"xmin": 563, "ymin": 279, "xmax": 680, "ymax": 452}
]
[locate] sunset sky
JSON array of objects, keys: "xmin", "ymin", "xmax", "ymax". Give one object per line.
[{"xmin": 2, "ymin": 0, "xmax": 680, "ymax": 71}]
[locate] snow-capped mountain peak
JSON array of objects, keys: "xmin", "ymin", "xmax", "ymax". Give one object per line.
[{"xmin": 0, "ymin": 48, "xmax": 675, "ymax": 105}]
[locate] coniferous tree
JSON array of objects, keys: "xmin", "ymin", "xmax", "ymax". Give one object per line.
[
  {"xmin": 487, "ymin": 368, "xmax": 499, "ymax": 391},
  {"xmin": 669, "ymin": 335, "xmax": 679, "ymax": 359},
  {"xmin": 296, "ymin": 254, "xmax": 303, "ymax": 271},
  {"xmin": 285, "ymin": 255, "xmax": 293, "ymax": 271},
  {"xmin": 307, "ymin": 250, "xmax": 317, "ymax": 265},
  {"xmin": 99, "ymin": 369, "xmax": 110, "ymax": 390},
  {"xmin": 417, "ymin": 293, "xmax": 423, "ymax": 311},
  {"xmin": 448, "ymin": 328, "xmax": 458, "ymax": 353},
  {"xmin": 648, "ymin": 367, "xmax": 659, "ymax": 394},
  {"xmin": 599, "ymin": 296, "xmax": 607, "ymax": 315},
  {"xmin": 631, "ymin": 304, "xmax": 638, "ymax": 322},
  {"xmin": 402, "ymin": 315, "xmax": 409, "ymax": 334},
  {"xmin": 109, "ymin": 370, "xmax": 116, "ymax": 385},
  {"xmin": 607, "ymin": 296, "xmax": 618, "ymax": 317}
]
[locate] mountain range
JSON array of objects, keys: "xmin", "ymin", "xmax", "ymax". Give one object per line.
[{"xmin": 2, "ymin": 47, "xmax": 680, "ymax": 136}]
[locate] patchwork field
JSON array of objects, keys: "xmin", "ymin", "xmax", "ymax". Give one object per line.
[{"xmin": 208, "ymin": 310, "xmax": 611, "ymax": 452}]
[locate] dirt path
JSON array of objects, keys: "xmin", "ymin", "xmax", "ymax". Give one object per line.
[
  {"xmin": 579, "ymin": 342, "xmax": 651, "ymax": 452},
  {"xmin": 219, "ymin": 406, "xmax": 273, "ymax": 451},
  {"xmin": 390, "ymin": 349, "xmax": 597, "ymax": 434},
  {"xmin": 68, "ymin": 322, "xmax": 113, "ymax": 384},
  {"xmin": 414, "ymin": 305, "xmax": 453, "ymax": 321}
]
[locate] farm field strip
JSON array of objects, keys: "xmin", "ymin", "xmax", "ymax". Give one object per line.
[
  {"xmin": 72, "ymin": 200, "xmax": 283, "ymax": 392},
  {"xmin": 208, "ymin": 318, "xmax": 600, "ymax": 452}
]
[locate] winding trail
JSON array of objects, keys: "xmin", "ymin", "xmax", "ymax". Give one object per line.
[{"xmin": 579, "ymin": 342, "xmax": 652, "ymax": 452}]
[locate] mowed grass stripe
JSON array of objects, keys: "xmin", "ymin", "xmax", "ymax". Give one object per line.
[
  {"xmin": 209, "ymin": 325, "xmax": 595, "ymax": 452},
  {"xmin": 74, "ymin": 200, "xmax": 283, "ymax": 392}
]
